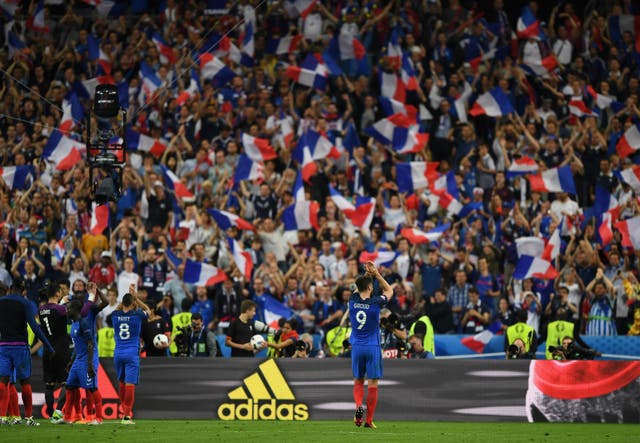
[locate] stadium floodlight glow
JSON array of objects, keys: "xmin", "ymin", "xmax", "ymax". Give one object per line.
[{"xmin": 94, "ymin": 84, "xmax": 120, "ymax": 119}]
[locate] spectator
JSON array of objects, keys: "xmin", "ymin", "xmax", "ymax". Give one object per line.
[{"xmin": 460, "ymin": 288, "xmax": 491, "ymax": 334}]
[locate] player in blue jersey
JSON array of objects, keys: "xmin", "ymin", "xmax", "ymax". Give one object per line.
[
  {"xmin": 0, "ymin": 279, "xmax": 54, "ymax": 426},
  {"xmin": 111, "ymin": 284, "xmax": 151, "ymax": 425},
  {"xmin": 349, "ymin": 261, "xmax": 393, "ymax": 429}
]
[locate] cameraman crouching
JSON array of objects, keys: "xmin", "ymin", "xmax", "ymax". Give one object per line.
[
  {"xmin": 186, "ymin": 313, "xmax": 218, "ymax": 358},
  {"xmin": 380, "ymin": 309, "xmax": 408, "ymax": 359},
  {"xmin": 291, "ymin": 333, "xmax": 315, "ymax": 358},
  {"xmin": 548, "ymin": 336, "xmax": 601, "ymax": 360},
  {"xmin": 506, "ymin": 338, "xmax": 532, "ymax": 360}
]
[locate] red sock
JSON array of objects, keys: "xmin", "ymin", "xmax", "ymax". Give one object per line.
[
  {"xmin": 62, "ymin": 389, "xmax": 74, "ymax": 419},
  {"xmin": 85, "ymin": 389, "xmax": 95, "ymax": 418},
  {"xmin": 8, "ymin": 385, "xmax": 19, "ymax": 417},
  {"xmin": 353, "ymin": 380, "xmax": 365, "ymax": 407},
  {"xmin": 366, "ymin": 385, "xmax": 378, "ymax": 424},
  {"xmin": 0, "ymin": 382, "xmax": 8, "ymax": 416},
  {"xmin": 119, "ymin": 382, "xmax": 125, "ymax": 404},
  {"xmin": 123, "ymin": 385, "xmax": 135, "ymax": 418},
  {"xmin": 74, "ymin": 389, "xmax": 82, "ymax": 418},
  {"xmin": 92, "ymin": 390, "xmax": 103, "ymax": 419},
  {"xmin": 21, "ymin": 384, "xmax": 33, "ymax": 417}
]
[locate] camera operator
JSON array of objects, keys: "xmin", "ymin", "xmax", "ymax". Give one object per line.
[
  {"xmin": 408, "ymin": 313, "xmax": 436, "ymax": 358},
  {"xmin": 184, "ymin": 312, "xmax": 218, "ymax": 358},
  {"xmin": 506, "ymin": 338, "xmax": 531, "ymax": 359},
  {"xmin": 291, "ymin": 333, "xmax": 314, "ymax": 358},
  {"xmin": 505, "ymin": 309, "xmax": 537, "ymax": 359},
  {"xmin": 548, "ymin": 336, "xmax": 601, "ymax": 360},
  {"xmin": 266, "ymin": 318, "xmax": 299, "ymax": 358},
  {"xmin": 408, "ymin": 334, "xmax": 435, "ymax": 359},
  {"xmin": 338, "ymin": 338, "xmax": 352, "ymax": 358},
  {"xmin": 380, "ymin": 308, "xmax": 408, "ymax": 359}
]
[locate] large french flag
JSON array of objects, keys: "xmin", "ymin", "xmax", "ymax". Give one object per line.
[
  {"xmin": 438, "ymin": 192, "xmax": 463, "ymax": 216},
  {"xmin": 126, "ymin": 128, "xmax": 167, "ymax": 157},
  {"xmin": 152, "ymin": 32, "xmax": 177, "ymax": 65},
  {"xmin": 234, "ymin": 154, "xmax": 263, "ymax": 183},
  {"xmin": 59, "ymin": 92, "xmax": 84, "ymax": 135},
  {"xmin": 241, "ymin": 133, "xmax": 277, "ymax": 162},
  {"xmin": 43, "ymin": 131, "xmax": 86, "ymax": 171},
  {"xmin": 513, "ymin": 255, "xmax": 558, "ymax": 280},
  {"xmin": 264, "ymin": 35, "xmax": 303, "ymax": 55},
  {"xmin": 515, "ymin": 236, "xmax": 545, "ymax": 258},
  {"xmin": 430, "ymin": 170, "xmax": 458, "ymax": 198},
  {"xmin": 400, "ymin": 224, "xmax": 449, "ymax": 245},
  {"xmin": 263, "ymin": 295, "xmax": 294, "ymax": 329},
  {"xmin": 517, "ymin": 6, "xmax": 543, "ymax": 40},
  {"xmin": 365, "ymin": 114, "xmax": 429, "ymax": 154},
  {"xmin": 568, "ymin": 99, "xmax": 598, "ymax": 118},
  {"xmin": 282, "ymin": 172, "xmax": 320, "ymax": 232},
  {"xmin": 615, "ymin": 216, "xmax": 640, "ymax": 250},
  {"xmin": 469, "ymin": 87, "xmax": 515, "ymax": 117},
  {"xmin": 87, "ymin": 34, "xmax": 111, "ymax": 75},
  {"xmin": 506, "ymin": 156, "xmax": 539, "ymax": 178},
  {"xmin": 199, "ymin": 53, "xmax": 235, "ymax": 86},
  {"xmin": 396, "ymin": 162, "xmax": 440, "ymax": 194},
  {"xmin": 161, "ymin": 165, "xmax": 193, "ymax": 199},
  {"xmin": 294, "ymin": 130, "xmax": 341, "ymax": 181},
  {"xmin": 378, "ymin": 96, "xmax": 418, "ymax": 123},
  {"xmin": 527, "ymin": 166, "xmax": 576, "ymax": 194},
  {"xmin": 286, "ymin": 54, "xmax": 328, "ymax": 90},
  {"xmin": 334, "ymin": 33, "xmax": 366, "ymax": 60},
  {"xmin": 616, "ymin": 123, "xmax": 640, "ymax": 158},
  {"xmin": 328, "ymin": 185, "xmax": 375, "ymax": 229},
  {"xmin": 359, "ymin": 250, "xmax": 398, "ymax": 268},
  {"xmin": 183, "ymin": 259, "xmax": 227, "ymax": 286},
  {"xmin": 620, "ymin": 164, "xmax": 640, "ymax": 191},
  {"xmin": 227, "ymin": 237, "xmax": 253, "ymax": 280},
  {"xmin": 593, "ymin": 185, "xmax": 619, "ymax": 217},
  {"xmin": 208, "ymin": 208, "xmax": 254, "ymax": 231},
  {"xmin": 90, "ymin": 203, "xmax": 109, "ymax": 235},
  {"xmin": 27, "ymin": 0, "xmax": 48, "ymax": 33},
  {"xmin": 380, "ymin": 71, "xmax": 406, "ymax": 103},
  {"xmin": 0, "ymin": 166, "xmax": 31, "ymax": 190}
]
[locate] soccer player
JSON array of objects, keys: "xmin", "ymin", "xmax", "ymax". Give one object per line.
[
  {"xmin": 111, "ymin": 285, "xmax": 151, "ymax": 425},
  {"xmin": 0, "ymin": 279, "xmax": 55, "ymax": 426},
  {"xmin": 349, "ymin": 261, "xmax": 393, "ymax": 429},
  {"xmin": 39, "ymin": 283, "xmax": 72, "ymax": 423}
]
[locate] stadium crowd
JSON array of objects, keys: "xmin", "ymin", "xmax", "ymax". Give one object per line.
[{"xmin": 1, "ymin": 0, "xmax": 640, "ymax": 366}]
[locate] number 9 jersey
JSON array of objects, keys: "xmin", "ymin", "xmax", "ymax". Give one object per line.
[{"xmin": 348, "ymin": 292, "xmax": 387, "ymax": 347}]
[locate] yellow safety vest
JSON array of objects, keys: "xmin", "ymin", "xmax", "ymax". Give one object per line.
[
  {"xmin": 545, "ymin": 320, "xmax": 574, "ymax": 360},
  {"xmin": 409, "ymin": 315, "xmax": 436, "ymax": 356},
  {"xmin": 170, "ymin": 312, "xmax": 192, "ymax": 355},
  {"xmin": 98, "ymin": 327, "xmax": 116, "ymax": 358},
  {"xmin": 326, "ymin": 326, "xmax": 352, "ymax": 357},
  {"xmin": 506, "ymin": 322, "xmax": 535, "ymax": 353}
]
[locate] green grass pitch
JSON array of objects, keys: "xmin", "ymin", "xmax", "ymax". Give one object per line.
[{"xmin": 1, "ymin": 420, "xmax": 638, "ymax": 443}]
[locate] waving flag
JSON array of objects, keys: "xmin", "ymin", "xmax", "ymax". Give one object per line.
[
  {"xmin": 139, "ymin": 61, "xmax": 162, "ymax": 104},
  {"xmin": 331, "ymin": 33, "xmax": 366, "ymax": 60},
  {"xmin": 615, "ymin": 216, "xmax": 640, "ymax": 250},
  {"xmin": 282, "ymin": 172, "xmax": 319, "ymax": 232},
  {"xmin": 7, "ymin": 31, "xmax": 27, "ymax": 58},
  {"xmin": 517, "ymin": 6, "xmax": 544, "ymax": 40},
  {"xmin": 234, "ymin": 154, "xmax": 263, "ymax": 183},
  {"xmin": 161, "ymin": 165, "xmax": 193, "ymax": 199},
  {"xmin": 240, "ymin": 21, "xmax": 255, "ymax": 66},
  {"xmin": 396, "ymin": 162, "xmax": 439, "ymax": 193},
  {"xmin": 27, "ymin": 0, "xmax": 48, "ymax": 33},
  {"xmin": 365, "ymin": 114, "xmax": 429, "ymax": 154},
  {"xmin": 515, "ymin": 236, "xmax": 545, "ymax": 258},
  {"xmin": 585, "ymin": 85, "xmax": 619, "ymax": 110},
  {"xmin": 401, "ymin": 53, "xmax": 418, "ymax": 91},
  {"xmin": 1, "ymin": 0, "xmax": 19, "ymax": 16},
  {"xmin": 263, "ymin": 295, "xmax": 294, "ymax": 328},
  {"xmin": 291, "ymin": 0, "xmax": 317, "ymax": 18},
  {"xmin": 378, "ymin": 96, "xmax": 418, "ymax": 123},
  {"xmin": 400, "ymin": 224, "xmax": 450, "ymax": 245},
  {"xmin": 184, "ymin": 259, "xmax": 227, "ymax": 286},
  {"xmin": 568, "ymin": 99, "xmax": 598, "ymax": 118},
  {"xmin": 620, "ymin": 164, "xmax": 640, "ymax": 191},
  {"xmin": 617, "ymin": 123, "xmax": 640, "ymax": 158},
  {"xmin": 385, "ymin": 28, "xmax": 402, "ymax": 69},
  {"xmin": 227, "ymin": 237, "xmax": 253, "ymax": 280},
  {"xmin": 87, "ymin": 34, "xmax": 112, "ymax": 75},
  {"xmin": 461, "ymin": 321, "xmax": 503, "ymax": 353},
  {"xmin": 507, "ymin": 156, "xmax": 539, "ymax": 178},
  {"xmin": 527, "ymin": 166, "xmax": 576, "ymax": 194},
  {"xmin": 265, "ymin": 35, "xmax": 303, "ymax": 55},
  {"xmin": 520, "ymin": 55, "xmax": 557, "ymax": 78},
  {"xmin": 76, "ymin": 75, "xmax": 114, "ymax": 100},
  {"xmin": 176, "ymin": 68, "xmax": 202, "ymax": 106},
  {"xmin": 380, "ymin": 71, "xmax": 406, "ymax": 102},
  {"xmin": 469, "ymin": 87, "xmax": 515, "ymax": 117},
  {"xmin": 286, "ymin": 54, "xmax": 328, "ymax": 89},
  {"xmin": 328, "ymin": 185, "xmax": 375, "ymax": 229},
  {"xmin": 543, "ymin": 224, "xmax": 562, "ymax": 260},
  {"xmin": 458, "ymin": 201, "xmax": 484, "ymax": 219},
  {"xmin": 430, "ymin": 170, "xmax": 458, "ymax": 198},
  {"xmin": 208, "ymin": 209, "xmax": 254, "ymax": 231},
  {"xmin": 199, "ymin": 53, "xmax": 235, "ymax": 86},
  {"xmin": 43, "ymin": 131, "xmax": 86, "ymax": 171},
  {"xmin": 53, "ymin": 240, "xmax": 66, "ymax": 263},
  {"xmin": 241, "ymin": 133, "xmax": 277, "ymax": 162},
  {"xmin": 514, "ymin": 255, "xmax": 558, "ymax": 280},
  {"xmin": 90, "ymin": 203, "xmax": 109, "ymax": 235},
  {"xmin": 359, "ymin": 250, "xmax": 397, "ymax": 268},
  {"xmin": 152, "ymin": 32, "xmax": 177, "ymax": 65},
  {"xmin": 59, "ymin": 92, "xmax": 84, "ymax": 135},
  {"xmin": 293, "ymin": 130, "xmax": 340, "ymax": 181},
  {"xmin": 126, "ymin": 128, "xmax": 167, "ymax": 157},
  {"xmin": 438, "ymin": 192, "xmax": 463, "ymax": 216},
  {"xmin": 275, "ymin": 110, "xmax": 294, "ymax": 149},
  {"xmin": 0, "ymin": 166, "xmax": 31, "ymax": 190},
  {"xmin": 593, "ymin": 185, "xmax": 619, "ymax": 217},
  {"xmin": 598, "ymin": 212, "xmax": 615, "ymax": 247}
]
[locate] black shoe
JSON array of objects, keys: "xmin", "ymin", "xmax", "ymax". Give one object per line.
[
  {"xmin": 354, "ymin": 406, "xmax": 364, "ymax": 427},
  {"xmin": 364, "ymin": 421, "xmax": 377, "ymax": 429}
]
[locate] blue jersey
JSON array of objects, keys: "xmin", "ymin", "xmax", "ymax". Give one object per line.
[
  {"xmin": 349, "ymin": 292, "xmax": 387, "ymax": 347},
  {"xmin": 70, "ymin": 317, "xmax": 94, "ymax": 361},
  {"xmin": 112, "ymin": 309, "xmax": 147, "ymax": 356}
]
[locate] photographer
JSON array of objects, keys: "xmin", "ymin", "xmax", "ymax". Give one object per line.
[
  {"xmin": 505, "ymin": 309, "xmax": 537, "ymax": 359},
  {"xmin": 506, "ymin": 338, "xmax": 531, "ymax": 360},
  {"xmin": 266, "ymin": 318, "xmax": 299, "ymax": 358},
  {"xmin": 380, "ymin": 308, "xmax": 408, "ymax": 359},
  {"xmin": 184, "ymin": 312, "xmax": 218, "ymax": 358},
  {"xmin": 408, "ymin": 334, "xmax": 435, "ymax": 359},
  {"xmin": 291, "ymin": 333, "xmax": 314, "ymax": 359},
  {"xmin": 408, "ymin": 314, "xmax": 436, "ymax": 358},
  {"xmin": 548, "ymin": 336, "xmax": 601, "ymax": 361}
]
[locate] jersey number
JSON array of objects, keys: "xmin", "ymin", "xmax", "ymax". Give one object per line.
[
  {"xmin": 356, "ymin": 311, "xmax": 367, "ymax": 330},
  {"xmin": 43, "ymin": 317, "xmax": 52, "ymax": 336},
  {"xmin": 118, "ymin": 323, "xmax": 130, "ymax": 340}
]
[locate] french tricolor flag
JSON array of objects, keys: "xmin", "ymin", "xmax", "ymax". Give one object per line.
[
  {"xmin": 286, "ymin": 54, "xmax": 328, "ymax": 90},
  {"xmin": 461, "ymin": 321, "xmax": 503, "ymax": 353},
  {"xmin": 506, "ymin": 156, "xmax": 539, "ymax": 179},
  {"xmin": 0, "ymin": 166, "xmax": 31, "ymax": 190},
  {"xmin": 77, "ymin": 75, "xmax": 114, "ymax": 100},
  {"xmin": 27, "ymin": 0, "xmax": 48, "ymax": 33},
  {"xmin": 240, "ymin": 22, "xmax": 255, "ymax": 66},
  {"xmin": 615, "ymin": 216, "xmax": 640, "ymax": 250},
  {"xmin": 598, "ymin": 212, "xmax": 614, "ymax": 246},
  {"xmin": 365, "ymin": 114, "xmax": 429, "ymax": 154},
  {"xmin": 234, "ymin": 154, "xmax": 263, "ymax": 183},
  {"xmin": 438, "ymin": 192, "xmax": 463, "ymax": 216},
  {"xmin": 378, "ymin": 96, "xmax": 418, "ymax": 123},
  {"xmin": 616, "ymin": 123, "xmax": 640, "ymax": 158},
  {"xmin": 542, "ymin": 225, "xmax": 562, "ymax": 261},
  {"xmin": 161, "ymin": 165, "xmax": 193, "ymax": 199},
  {"xmin": 139, "ymin": 61, "xmax": 162, "ymax": 103},
  {"xmin": 282, "ymin": 172, "xmax": 320, "ymax": 232},
  {"xmin": 59, "ymin": 92, "xmax": 84, "ymax": 135},
  {"xmin": 87, "ymin": 34, "xmax": 111, "ymax": 75},
  {"xmin": 241, "ymin": 133, "xmax": 277, "ymax": 162},
  {"xmin": 568, "ymin": 99, "xmax": 598, "ymax": 118},
  {"xmin": 396, "ymin": 162, "xmax": 439, "ymax": 194},
  {"xmin": 53, "ymin": 240, "xmax": 66, "ymax": 263},
  {"xmin": 334, "ymin": 33, "xmax": 366, "ymax": 60},
  {"xmin": 152, "ymin": 32, "xmax": 177, "ymax": 65},
  {"xmin": 176, "ymin": 68, "xmax": 201, "ymax": 106},
  {"xmin": 328, "ymin": 185, "xmax": 375, "ymax": 229},
  {"xmin": 620, "ymin": 163, "xmax": 640, "ymax": 191},
  {"xmin": 527, "ymin": 166, "xmax": 576, "ymax": 194},
  {"xmin": 400, "ymin": 224, "xmax": 450, "ymax": 245},
  {"xmin": 263, "ymin": 294, "xmax": 294, "ymax": 329},
  {"xmin": 292, "ymin": 0, "xmax": 317, "ymax": 18},
  {"xmin": 401, "ymin": 53, "xmax": 418, "ymax": 91},
  {"xmin": 43, "ymin": 131, "xmax": 86, "ymax": 171},
  {"xmin": 199, "ymin": 53, "xmax": 235, "ymax": 86},
  {"xmin": 126, "ymin": 128, "xmax": 167, "ymax": 157},
  {"xmin": 276, "ymin": 110, "xmax": 294, "ymax": 149},
  {"xmin": 380, "ymin": 71, "xmax": 406, "ymax": 103},
  {"xmin": 516, "ymin": 6, "xmax": 543, "ymax": 40},
  {"xmin": 430, "ymin": 170, "xmax": 458, "ymax": 198},
  {"xmin": 386, "ymin": 29, "xmax": 402, "ymax": 69},
  {"xmin": 183, "ymin": 259, "xmax": 228, "ymax": 286},
  {"xmin": 520, "ymin": 55, "xmax": 557, "ymax": 78},
  {"xmin": 208, "ymin": 208, "xmax": 254, "ymax": 231},
  {"xmin": 294, "ymin": 130, "xmax": 341, "ymax": 182},
  {"xmin": 513, "ymin": 255, "xmax": 558, "ymax": 280},
  {"xmin": 586, "ymin": 85, "xmax": 616, "ymax": 110},
  {"xmin": 469, "ymin": 87, "xmax": 515, "ymax": 117},
  {"xmin": 227, "ymin": 237, "xmax": 253, "ymax": 280},
  {"xmin": 359, "ymin": 250, "xmax": 398, "ymax": 268},
  {"xmin": 265, "ymin": 35, "xmax": 303, "ymax": 55},
  {"xmin": 593, "ymin": 185, "xmax": 619, "ymax": 217},
  {"xmin": 90, "ymin": 203, "xmax": 109, "ymax": 235},
  {"xmin": 515, "ymin": 236, "xmax": 546, "ymax": 258}
]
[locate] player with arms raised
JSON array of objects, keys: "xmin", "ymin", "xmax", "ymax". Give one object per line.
[
  {"xmin": 111, "ymin": 284, "xmax": 152, "ymax": 425},
  {"xmin": 349, "ymin": 261, "xmax": 393, "ymax": 429}
]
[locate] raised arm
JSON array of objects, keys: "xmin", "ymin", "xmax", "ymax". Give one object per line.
[{"xmin": 365, "ymin": 261, "xmax": 393, "ymax": 298}]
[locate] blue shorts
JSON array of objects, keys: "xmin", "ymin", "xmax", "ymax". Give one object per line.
[
  {"xmin": 114, "ymin": 353, "xmax": 140, "ymax": 385},
  {"xmin": 351, "ymin": 345, "xmax": 383, "ymax": 380},
  {"xmin": 66, "ymin": 357, "xmax": 98, "ymax": 389},
  {"xmin": 0, "ymin": 345, "xmax": 31, "ymax": 380}
]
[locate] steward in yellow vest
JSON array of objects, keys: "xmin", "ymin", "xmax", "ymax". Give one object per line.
[{"xmin": 409, "ymin": 315, "xmax": 435, "ymax": 356}]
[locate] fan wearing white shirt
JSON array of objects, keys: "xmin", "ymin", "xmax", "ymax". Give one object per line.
[
  {"xmin": 552, "ymin": 27, "xmax": 573, "ymax": 66},
  {"xmin": 116, "ymin": 256, "xmax": 139, "ymax": 303}
]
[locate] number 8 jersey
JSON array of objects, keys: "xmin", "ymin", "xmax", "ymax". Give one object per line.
[
  {"xmin": 348, "ymin": 292, "xmax": 387, "ymax": 347},
  {"xmin": 112, "ymin": 309, "xmax": 148, "ymax": 355}
]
